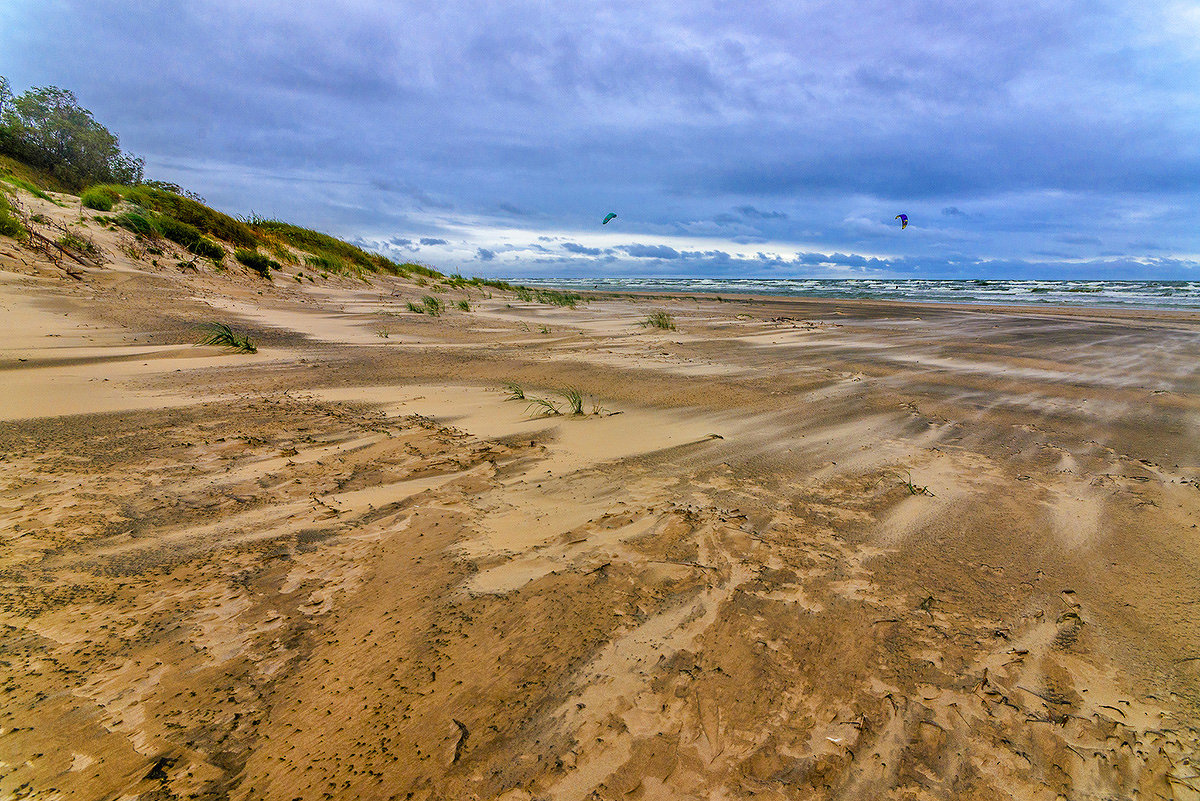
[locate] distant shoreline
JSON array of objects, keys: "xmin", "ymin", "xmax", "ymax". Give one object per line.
[{"xmin": 512, "ymin": 277, "xmax": 1200, "ymax": 313}]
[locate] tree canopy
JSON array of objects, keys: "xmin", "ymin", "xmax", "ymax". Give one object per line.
[{"xmin": 0, "ymin": 78, "xmax": 143, "ymax": 188}]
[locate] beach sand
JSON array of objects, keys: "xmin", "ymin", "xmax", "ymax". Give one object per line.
[{"xmin": 2, "ymin": 195, "xmax": 1199, "ymax": 799}]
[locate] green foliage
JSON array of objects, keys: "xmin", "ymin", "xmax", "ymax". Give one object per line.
[
  {"xmin": 80, "ymin": 185, "xmax": 119, "ymax": 211},
  {"xmin": 0, "ymin": 80, "xmax": 143, "ymax": 188},
  {"xmin": 397, "ymin": 261, "xmax": 441, "ymax": 278},
  {"xmin": 234, "ymin": 248, "xmax": 277, "ymax": 278},
  {"xmin": 457, "ymin": 299, "xmax": 471, "ymax": 311},
  {"xmin": 0, "ymin": 191, "xmax": 26, "ymax": 239},
  {"xmin": 196, "ymin": 322, "xmax": 257, "ymax": 353},
  {"xmin": 1, "ymin": 174, "xmax": 54, "ymax": 202},
  {"xmin": 406, "ymin": 301, "xmax": 424, "ymax": 313},
  {"xmin": 305, "ymin": 253, "xmax": 348, "ymax": 274},
  {"xmin": 249, "ymin": 217, "xmax": 416, "ymax": 277},
  {"xmin": 421, "ymin": 295, "xmax": 444, "ymax": 316},
  {"xmin": 641, "ymin": 311, "xmax": 676, "ymax": 330},
  {"xmin": 122, "ymin": 186, "xmax": 255, "ymax": 247},
  {"xmin": 502, "ymin": 382, "xmax": 525, "ymax": 401},
  {"xmin": 155, "ymin": 214, "xmax": 224, "ymax": 259},
  {"xmin": 113, "ymin": 210, "xmax": 158, "ymax": 237}
]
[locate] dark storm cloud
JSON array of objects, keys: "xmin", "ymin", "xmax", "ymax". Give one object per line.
[
  {"xmin": 562, "ymin": 242, "xmax": 602, "ymax": 256},
  {"xmin": 3, "ymin": 0, "xmax": 1197, "ymax": 277},
  {"xmin": 476, "ymin": 248, "xmax": 496, "ymax": 261}
]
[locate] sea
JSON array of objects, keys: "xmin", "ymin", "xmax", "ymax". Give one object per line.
[{"xmin": 515, "ymin": 278, "xmax": 1200, "ymax": 311}]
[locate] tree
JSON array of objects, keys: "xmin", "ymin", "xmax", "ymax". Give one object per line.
[{"xmin": 0, "ymin": 79, "xmax": 144, "ymax": 187}]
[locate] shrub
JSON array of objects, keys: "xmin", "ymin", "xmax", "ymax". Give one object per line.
[
  {"xmin": 80, "ymin": 185, "xmax": 120, "ymax": 211},
  {"xmin": 234, "ymin": 248, "xmax": 277, "ymax": 278}
]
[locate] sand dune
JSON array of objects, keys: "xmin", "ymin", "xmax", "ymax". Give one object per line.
[{"xmin": 1, "ymin": 198, "xmax": 1199, "ymax": 799}]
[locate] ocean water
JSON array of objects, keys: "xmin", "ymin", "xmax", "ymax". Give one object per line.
[{"xmin": 515, "ymin": 278, "xmax": 1200, "ymax": 311}]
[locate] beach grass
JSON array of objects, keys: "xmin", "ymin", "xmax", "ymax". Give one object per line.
[
  {"xmin": 559, "ymin": 388, "xmax": 585, "ymax": 415},
  {"xmin": 901, "ymin": 473, "xmax": 935, "ymax": 496},
  {"xmin": 234, "ymin": 248, "xmax": 276, "ymax": 278},
  {"xmin": 196, "ymin": 322, "xmax": 257, "ymax": 353},
  {"xmin": 502, "ymin": 382, "xmax": 525, "ymax": 401},
  {"xmin": 457, "ymin": 299, "xmax": 471, "ymax": 311},
  {"xmin": 525, "ymin": 397, "xmax": 562, "ymax": 417},
  {"xmin": 641, "ymin": 311, "xmax": 676, "ymax": 330},
  {"xmin": 422, "ymin": 295, "xmax": 444, "ymax": 316}
]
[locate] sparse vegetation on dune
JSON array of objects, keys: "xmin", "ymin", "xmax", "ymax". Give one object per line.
[
  {"xmin": 248, "ymin": 217, "xmax": 443, "ymax": 280},
  {"xmin": 234, "ymin": 248, "xmax": 277, "ymax": 279},
  {"xmin": 514, "ymin": 286, "xmax": 583, "ymax": 308},
  {"xmin": 641, "ymin": 311, "xmax": 676, "ymax": 330},
  {"xmin": 196, "ymin": 322, "xmax": 257, "ymax": 353}
]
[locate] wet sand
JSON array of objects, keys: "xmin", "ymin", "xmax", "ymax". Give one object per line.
[{"xmin": 2, "ymin": 198, "xmax": 1200, "ymax": 799}]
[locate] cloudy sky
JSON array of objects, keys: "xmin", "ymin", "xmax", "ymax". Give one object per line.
[{"xmin": 3, "ymin": 0, "xmax": 1199, "ymax": 279}]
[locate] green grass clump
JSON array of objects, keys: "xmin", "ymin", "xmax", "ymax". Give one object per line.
[
  {"xmin": 196, "ymin": 322, "xmax": 257, "ymax": 353},
  {"xmin": 559, "ymin": 388, "xmax": 585, "ymax": 415},
  {"xmin": 0, "ymin": 193, "xmax": 26, "ymax": 240},
  {"xmin": 406, "ymin": 301, "xmax": 424, "ymax": 314},
  {"xmin": 80, "ymin": 185, "xmax": 120, "ymax": 211},
  {"xmin": 113, "ymin": 210, "xmax": 158, "ymax": 237},
  {"xmin": 641, "ymin": 311, "xmax": 676, "ymax": 330},
  {"xmin": 457, "ymin": 299, "xmax": 471, "ymax": 311},
  {"xmin": 502, "ymin": 382, "xmax": 525, "ymax": 401},
  {"xmin": 234, "ymin": 248, "xmax": 277, "ymax": 278},
  {"xmin": 421, "ymin": 295, "xmax": 444, "ymax": 316}
]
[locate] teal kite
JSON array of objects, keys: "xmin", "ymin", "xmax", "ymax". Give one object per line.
[{"xmin": 602, "ymin": 213, "xmax": 617, "ymax": 225}]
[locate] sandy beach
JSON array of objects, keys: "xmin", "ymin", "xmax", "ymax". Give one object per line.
[{"xmin": 2, "ymin": 195, "xmax": 1200, "ymax": 800}]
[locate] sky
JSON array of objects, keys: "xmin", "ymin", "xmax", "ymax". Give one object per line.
[{"xmin": 3, "ymin": 0, "xmax": 1199, "ymax": 279}]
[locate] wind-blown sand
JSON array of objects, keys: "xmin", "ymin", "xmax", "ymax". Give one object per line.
[{"xmin": 2, "ymin": 197, "xmax": 1199, "ymax": 800}]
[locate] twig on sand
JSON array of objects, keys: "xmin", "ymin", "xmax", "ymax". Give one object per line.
[{"xmin": 451, "ymin": 719, "xmax": 469, "ymax": 765}]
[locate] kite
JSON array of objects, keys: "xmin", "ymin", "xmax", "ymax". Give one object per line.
[
  {"xmin": 602, "ymin": 213, "xmax": 617, "ymax": 225},
  {"xmin": 895, "ymin": 214, "xmax": 908, "ymax": 229}
]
